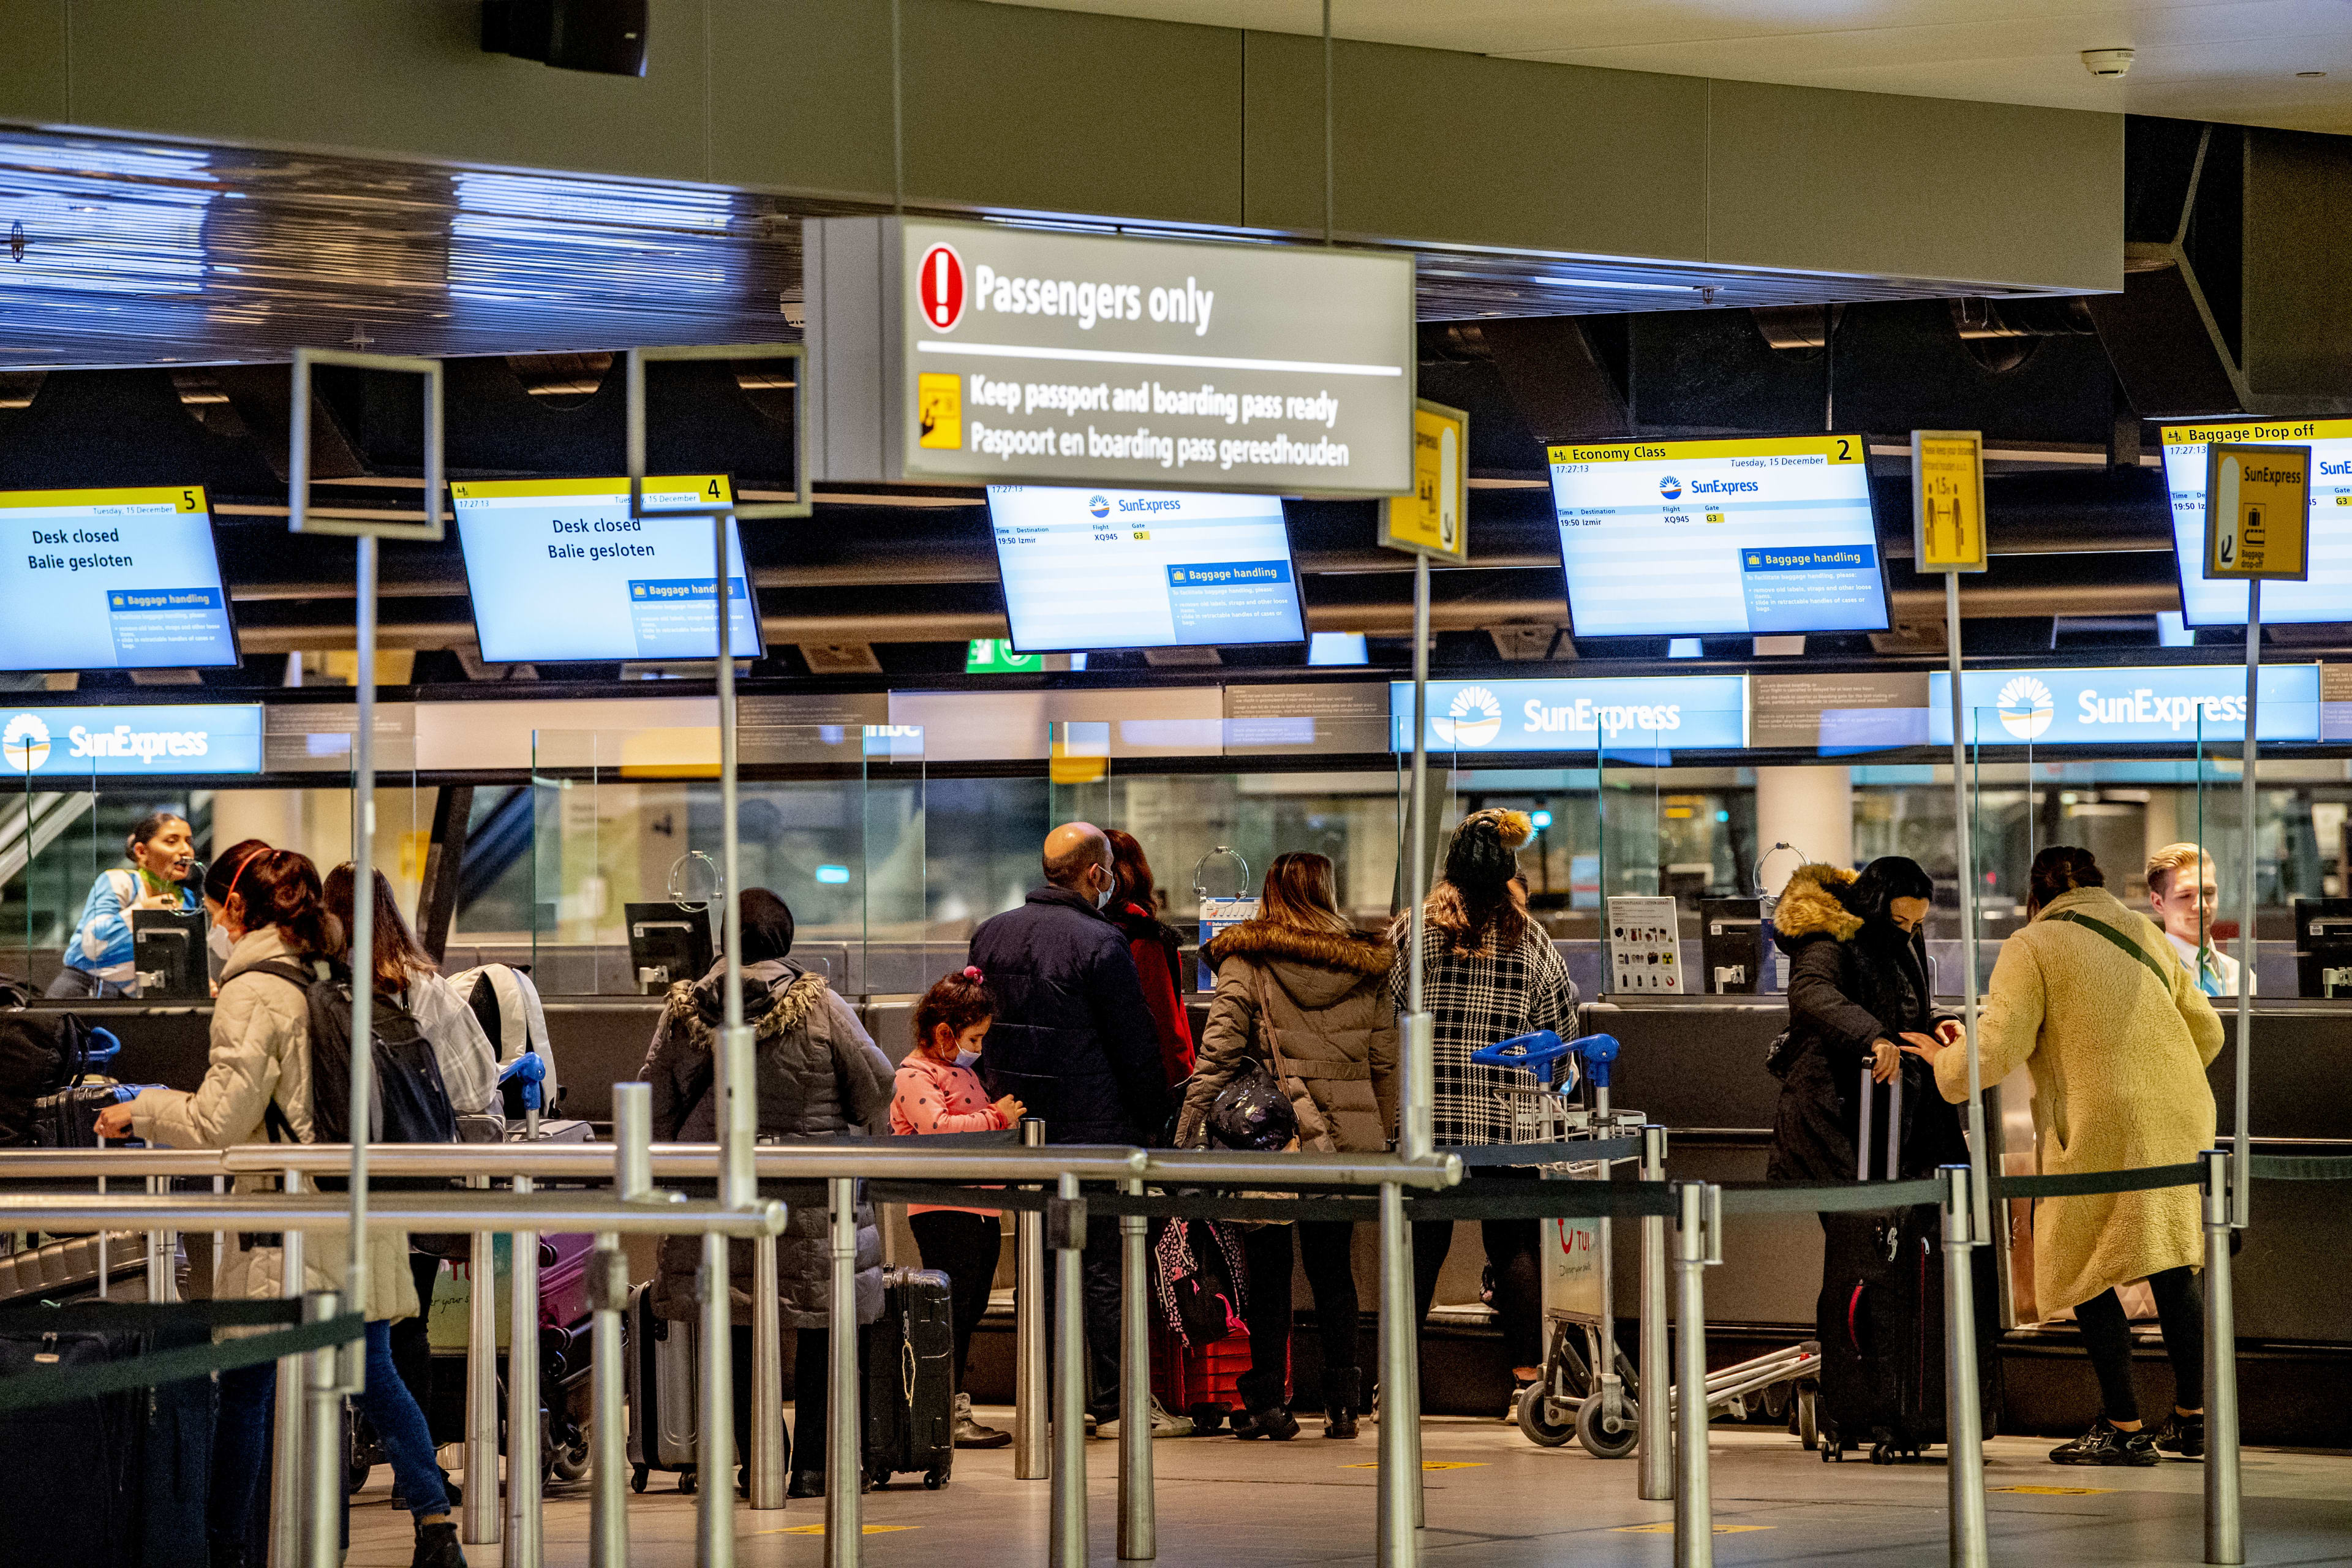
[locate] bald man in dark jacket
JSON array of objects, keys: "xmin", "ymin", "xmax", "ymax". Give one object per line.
[{"xmin": 968, "ymin": 821, "xmax": 1174, "ymax": 1427}]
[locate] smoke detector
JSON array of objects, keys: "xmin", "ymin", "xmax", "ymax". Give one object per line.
[{"xmin": 2082, "ymin": 48, "xmax": 2136, "ymax": 78}]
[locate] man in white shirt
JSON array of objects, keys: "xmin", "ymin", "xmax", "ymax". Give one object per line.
[{"xmin": 2146, "ymin": 842, "xmax": 2253, "ymax": 997}]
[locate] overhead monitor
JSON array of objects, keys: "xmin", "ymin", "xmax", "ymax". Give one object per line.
[
  {"xmin": 450, "ymin": 475, "xmax": 764, "ymax": 663},
  {"xmin": 985, "ymin": 486, "xmax": 1305, "ymax": 652},
  {"xmin": 0, "ymin": 485, "xmax": 239, "ymax": 672},
  {"xmin": 2160, "ymin": 420, "xmax": 2352, "ymax": 626},
  {"xmin": 1546, "ymin": 435, "xmax": 1888, "ymax": 638}
]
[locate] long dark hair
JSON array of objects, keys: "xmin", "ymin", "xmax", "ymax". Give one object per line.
[
  {"xmin": 1846, "ymin": 856, "xmax": 1935, "ymax": 927},
  {"xmin": 1259, "ymin": 851, "xmax": 1352, "ymax": 937},
  {"xmin": 322, "ymin": 864, "xmax": 435, "ymax": 992},
  {"xmin": 210, "ymin": 848, "xmax": 337, "ymax": 957},
  {"xmin": 203, "ymin": 840, "xmax": 273, "ymax": 904},
  {"xmin": 1104, "ymin": 828, "xmax": 1156, "ymax": 917},
  {"xmin": 1425, "ymin": 809, "xmax": 1533, "ymax": 954},
  {"xmin": 913, "ymin": 966, "xmax": 995, "ymax": 1054}
]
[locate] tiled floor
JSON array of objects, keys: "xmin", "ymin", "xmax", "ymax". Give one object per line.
[{"xmin": 345, "ymin": 1409, "xmax": 2352, "ymax": 1566}]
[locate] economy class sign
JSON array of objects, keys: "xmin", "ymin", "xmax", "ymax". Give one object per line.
[{"xmin": 897, "ymin": 218, "xmax": 1416, "ymax": 497}]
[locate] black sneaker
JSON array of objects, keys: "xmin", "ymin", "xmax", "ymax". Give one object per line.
[
  {"xmin": 411, "ymin": 1519, "xmax": 467, "ymax": 1568},
  {"xmin": 2048, "ymin": 1418, "xmax": 2160, "ymax": 1467},
  {"xmin": 2153, "ymin": 1412, "xmax": 2207, "ymax": 1459}
]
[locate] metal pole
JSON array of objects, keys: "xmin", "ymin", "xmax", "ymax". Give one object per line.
[
  {"xmin": 269, "ymin": 1172, "xmax": 309, "ymax": 1568},
  {"xmin": 1375, "ymin": 1180, "xmax": 1417, "ymax": 1568},
  {"xmin": 2234, "ymin": 581, "xmax": 2259, "ymax": 1229},
  {"xmin": 1946, "ymin": 571, "xmax": 1991, "ymax": 1242},
  {"xmin": 590, "ymin": 1084, "xmax": 652, "ymax": 1568},
  {"xmin": 145, "ymin": 1175, "xmax": 170, "ymax": 1301},
  {"xmin": 1016, "ymin": 1117, "xmax": 1050, "ymax": 1480},
  {"xmin": 749, "ymin": 1231, "xmax": 786, "ymax": 1510},
  {"xmin": 1672, "ymin": 1182, "xmax": 1716, "ymax": 1568},
  {"xmin": 1638, "ymin": 1125, "xmax": 1673, "ymax": 1501},
  {"xmin": 1940, "ymin": 1166, "xmax": 1988, "ymax": 1568},
  {"xmin": 1401, "ymin": 552, "xmax": 1434, "ymax": 1510},
  {"xmin": 2203, "ymin": 1149, "xmax": 2244, "ymax": 1565},
  {"xmin": 826, "ymin": 1178, "xmax": 864, "ymax": 1565},
  {"xmin": 696, "ymin": 1229, "xmax": 736, "ymax": 1567},
  {"xmin": 1050, "ymin": 1171, "xmax": 1088, "ymax": 1568},
  {"xmin": 462, "ymin": 1172, "xmax": 499, "ymax": 1546},
  {"xmin": 302, "ymin": 1291, "xmax": 344, "ymax": 1568},
  {"xmin": 698, "ymin": 500, "xmax": 755, "ymax": 1566},
  {"xmin": 1117, "ymin": 1176, "xmax": 1154, "ymax": 1561},
  {"xmin": 345, "ymin": 532, "xmax": 378, "ymax": 1392},
  {"xmin": 507, "ymin": 1163, "xmax": 543, "ymax": 1568}
]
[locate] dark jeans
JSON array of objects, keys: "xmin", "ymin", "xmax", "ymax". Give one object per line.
[
  {"xmin": 1238, "ymin": 1220, "xmax": 1360, "ymax": 1411},
  {"xmin": 386, "ymin": 1252, "xmax": 443, "ymax": 1440},
  {"xmin": 730, "ymin": 1325, "xmax": 834, "ymax": 1476},
  {"xmin": 1413, "ymin": 1168, "xmax": 1542, "ymax": 1373},
  {"xmin": 211, "ymin": 1322, "xmax": 451, "ymax": 1551},
  {"xmin": 910, "ymin": 1209, "xmax": 1003, "ymax": 1389},
  {"xmin": 2075, "ymin": 1266, "xmax": 2205, "ymax": 1423},
  {"xmin": 1041, "ymin": 1213, "xmax": 1123, "ymax": 1421}
]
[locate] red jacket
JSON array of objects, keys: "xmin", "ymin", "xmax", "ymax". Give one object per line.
[{"xmin": 1114, "ymin": 900, "xmax": 1196, "ymax": 1087}]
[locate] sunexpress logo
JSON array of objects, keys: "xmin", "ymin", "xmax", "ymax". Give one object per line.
[{"xmin": 0, "ymin": 704, "xmax": 265, "ymax": 776}]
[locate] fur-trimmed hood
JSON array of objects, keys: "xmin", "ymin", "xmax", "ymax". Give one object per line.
[
  {"xmin": 1772, "ymin": 864, "xmax": 1863, "ymax": 949},
  {"xmin": 1205, "ymin": 919, "xmax": 1395, "ymax": 1009},
  {"xmin": 665, "ymin": 959, "xmax": 829, "ymax": 1047}
]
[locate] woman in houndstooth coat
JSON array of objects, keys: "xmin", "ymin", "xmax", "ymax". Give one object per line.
[{"xmin": 1387, "ymin": 808, "xmax": 1577, "ymax": 1404}]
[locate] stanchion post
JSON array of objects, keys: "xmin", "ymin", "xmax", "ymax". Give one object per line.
[
  {"xmin": 1117, "ymin": 1175, "xmax": 1155, "ymax": 1561},
  {"xmin": 145, "ymin": 1174, "xmax": 171, "ymax": 1302},
  {"xmin": 462, "ymin": 1171, "xmax": 499, "ymax": 1546},
  {"xmin": 507, "ymin": 1161, "xmax": 544, "ymax": 1568},
  {"xmin": 1940, "ymin": 1165, "xmax": 1988, "ymax": 1568},
  {"xmin": 750, "ymin": 1231, "xmax": 786, "ymax": 1510},
  {"xmin": 269, "ymin": 1172, "xmax": 309, "ymax": 1568},
  {"xmin": 1375, "ymin": 1179, "xmax": 1418, "ymax": 1568},
  {"xmin": 1050, "ymin": 1171, "xmax": 1088, "ymax": 1568},
  {"xmin": 826, "ymin": 1176, "xmax": 863, "ymax": 1567},
  {"xmin": 1672, "ymin": 1181, "xmax": 1717, "ymax": 1568},
  {"xmin": 302, "ymin": 1291, "xmax": 344, "ymax": 1568},
  {"xmin": 1638, "ymin": 1125, "xmax": 1672, "ymax": 1502},
  {"xmin": 2202, "ymin": 1149, "xmax": 2243, "ymax": 1566},
  {"xmin": 1016, "ymin": 1117, "xmax": 1050, "ymax": 1480},
  {"xmin": 589, "ymin": 1086, "xmax": 653, "ymax": 1567},
  {"xmin": 696, "ymin": 1229, "xmax": 737, "ymax": 1566}
]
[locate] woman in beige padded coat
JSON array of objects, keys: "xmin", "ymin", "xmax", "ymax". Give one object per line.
[
  {"xmin": 100, "ymin": 846, "xmax": 462, "ymax": 1567},
  {"xmin": 1909, "ymin": 845, "xmax": 2224, "ymax": 1471},
  {"xmin": 1176, "ymin": 851, "xmax": 1398, "ymax": 1441}
]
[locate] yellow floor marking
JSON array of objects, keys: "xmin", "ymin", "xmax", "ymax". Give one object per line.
[
  {"xmin": 1992, "ymin": 1485, "xmax": 2114, "ymax": 1496},
  {"xmin": 752, "ymin": 1524, "xmax": 919, "ymax": 1537},
  {"xmin": 1340, "ymin": 1460, "xmax": 1487, "ymax": 1471},
  {"xmin": 1615, "ymin": 1523, "xmax": 1774, "ymax": 1535}
]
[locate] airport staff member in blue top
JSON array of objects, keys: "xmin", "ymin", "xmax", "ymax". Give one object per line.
[{"xmin": 47, "ymin": 809, "xmax": 202, "ymax": 998}]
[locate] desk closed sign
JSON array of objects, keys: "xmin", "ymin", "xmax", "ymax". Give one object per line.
[{"xmin": 805, "ymin": 216, "xmax": 1415, "ymax": 497}]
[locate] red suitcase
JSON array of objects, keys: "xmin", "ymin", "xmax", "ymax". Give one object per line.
[{"xmin": 1150, "ymin": 1321, "xmax": 1287, "ymax": 1434}]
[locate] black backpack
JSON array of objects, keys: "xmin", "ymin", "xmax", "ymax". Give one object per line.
[
  {"xmin": 0, "ymin": 975, "xmax": 114, "ymax": 1148},
  {"xmin": 250, "ymin": 960, "xmax": 458, "ymax": 1148}
]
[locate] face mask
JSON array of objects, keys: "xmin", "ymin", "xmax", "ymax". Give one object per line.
[
  {"xmin": 1093, "ymin": 869, "xmax": 1115, "ymax": 910},
  {"xmin": 208, "ymin": 921, "xmax": 233, "ymax": 960}
]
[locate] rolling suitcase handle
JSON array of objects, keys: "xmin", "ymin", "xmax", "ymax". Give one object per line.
[{"xmin": 1856, "ymin": 1055, "xmax": 1904, "ymax": 1182}]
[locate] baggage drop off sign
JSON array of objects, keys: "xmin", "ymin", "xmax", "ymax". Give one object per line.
[{"xmin": 2204, "ymin": 442, "xmax": 2311, "ymax": 581}]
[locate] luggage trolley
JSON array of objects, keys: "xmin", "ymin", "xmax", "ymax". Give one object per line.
[{"xmin": 1476, "ymin": 1030, "xmax": 1820, "ymax": 1458}]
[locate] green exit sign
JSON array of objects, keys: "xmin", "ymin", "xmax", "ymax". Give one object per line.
[{"xmin": 966, "ymin": 639, "xmax": 1042, "ymax": 674}]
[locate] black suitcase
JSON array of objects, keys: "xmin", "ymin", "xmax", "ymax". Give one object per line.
[
  {"xmin": 1815, "ymin": 1061, "xmax": 1999, "ymax": 1464},
  {"xmin": 862, "ymin": 1266, "xmax": 954, "ymax": 1490},
  {"xmin": 0, "ymin": 1306, "xmax": 216, "ymax": 1567}
]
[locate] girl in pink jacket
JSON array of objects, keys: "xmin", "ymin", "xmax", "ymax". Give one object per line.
[{"xmin": 892, "ymin": 967, "xmax": 1025, "ymax": 1448}]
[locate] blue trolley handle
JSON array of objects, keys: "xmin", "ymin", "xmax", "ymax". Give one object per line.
[
  {"xmin": 1469, "ymin": 1029, "xmax": 1623, "ymax": 1090},
  {"xmin": 499, "ymin": 1050, "xmax": 547, "ymax": 1112}
]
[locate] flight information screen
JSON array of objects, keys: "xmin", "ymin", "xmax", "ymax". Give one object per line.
[
  {"xmin": 452, "ymin": 475, "xmax": 764, "ymax": 663},
  {"xmin": 2162, "ymin": 419, "xmax": 2352, "ymax": 626},
  {"xmin": 986, "ymin": 486, "xmax": 1305, "ymax": 652},
  {"xmin": 0, "ymin": 485, "xmax": 239, "ymax": 672},
  {"xmin": 1547, "ymin": 434, "xmax": 1888, "ymax": 638}
]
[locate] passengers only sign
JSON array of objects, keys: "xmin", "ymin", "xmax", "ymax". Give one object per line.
[{"xmin": 805, "ymin": 216, "xmax": 1417, "ymax": 497}]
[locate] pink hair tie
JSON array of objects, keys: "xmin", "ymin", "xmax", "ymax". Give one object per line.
[{"xmin": 962, "ymin": 965, "xmax": 984, "ymax": 982}]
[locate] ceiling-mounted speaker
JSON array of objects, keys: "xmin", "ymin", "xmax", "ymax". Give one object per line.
[{"xmin": 483, "ymin": 0, "xmax": 647, "ymax": 77}]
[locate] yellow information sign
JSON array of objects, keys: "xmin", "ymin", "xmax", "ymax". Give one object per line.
[
  {"xmin": 2204, "ymin": 442, "xmax": 2312, "ymax": 581},
  {"xmin": 1380, "ymin": 399, "xmax": 1469, "ymax": 563},
  {"xmin": 1912, "ymin": 429, "xmax": 1987, "ymax": 573}
]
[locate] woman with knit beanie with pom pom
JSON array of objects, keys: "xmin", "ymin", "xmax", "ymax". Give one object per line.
[{"xmin": 1388, "ymin": 807, "xmax": 1578, "ymax": 1414}]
